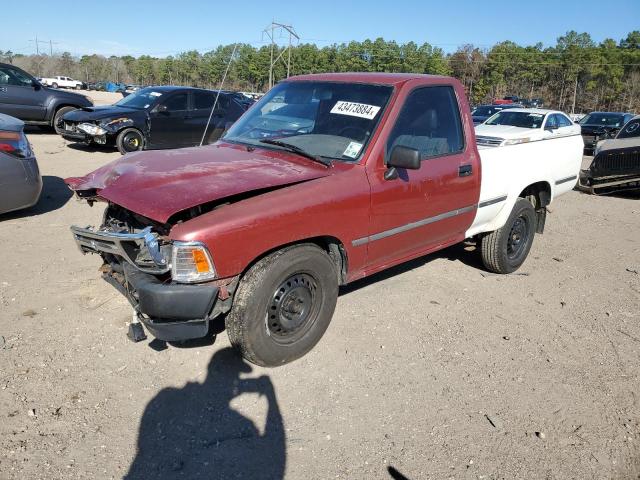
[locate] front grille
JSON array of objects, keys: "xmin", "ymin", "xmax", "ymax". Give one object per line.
[
  {"xmin": 593, "ymin": 149, "xmax": 640, "ymax": 174},
  {"xmin": 476, "ymin": 136, "xmax": 503, "ymax": 147}
]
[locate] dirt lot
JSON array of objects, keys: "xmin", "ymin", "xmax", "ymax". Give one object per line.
[{"xmin": 1, "ymin": 92, "xmax": 639, "ymax": 479}]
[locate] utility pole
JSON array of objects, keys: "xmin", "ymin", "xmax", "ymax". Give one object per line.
[
  {"xmin": 262, "ymin": 21, "xmax": 299, "ymax": 90},
  {"xmin": 29, "ymin": 37, "xmax": 58, "ymax": 56},
  {"xmin": 571, "ymin": 77, "xmax": 578, "ymax": 115}
]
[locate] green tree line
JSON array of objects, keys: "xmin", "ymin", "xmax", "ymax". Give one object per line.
[{"xmin": 2, "ymin": 30, "xmax": 639, "ymax": 112}]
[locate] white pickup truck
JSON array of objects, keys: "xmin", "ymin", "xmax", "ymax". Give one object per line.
[{"xmin": 40, "ymin": 75, "xmax": 84, "ymax": 89}]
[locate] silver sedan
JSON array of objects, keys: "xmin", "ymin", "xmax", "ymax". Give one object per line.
[{"xmin": 0, "ymin": 113, "xmax": 41, "ymax": 215}]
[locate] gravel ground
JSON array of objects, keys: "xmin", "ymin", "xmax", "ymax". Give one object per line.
[{"xmin": 0, "ymin": 98, "xmax": 639, "ymax": 479}]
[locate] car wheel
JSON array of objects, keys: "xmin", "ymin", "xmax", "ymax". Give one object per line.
[
  {"xmin": 53, "ymin": 106, "xmax": 76, "ymax": 135},
  {"xmin": 226, "ymin": 244, "xmax": 339, "ymax": 367},
  {"xmin": 75, "ymin": 84, "xmax": 81, "ymax": 90},
  {"xmin": 52, "ymin": 82, "xmax": 58, "ymax": 88},
  {"xmin": 480, "ymin": 198, "xmax": 536, "ymax": 274},
  {"xmin": 116, "ymin": 128, "xmax": 144, "ymax": 155}
]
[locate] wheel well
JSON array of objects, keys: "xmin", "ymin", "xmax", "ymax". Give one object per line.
[
  {"xmin": 243, "ymin": 236, "xmax": 348, "ymax": 285},
  {"xmin": 51, "ymin": 104, "xmax": 80, "ymax": 125},
  {"xmin": 519, "ymin": 181, "xmax": 551, "ymax": 233}
]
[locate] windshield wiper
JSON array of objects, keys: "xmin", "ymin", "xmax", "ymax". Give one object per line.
[{"xmin": 259, "ymin": 139, "xmax": 332, "ymax": 167}]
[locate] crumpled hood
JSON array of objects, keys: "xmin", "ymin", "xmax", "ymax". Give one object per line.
[
  {"xmin": 65, "ymin": 142, "xmax": 333, "ymax": 223},
  {"xmin": 475, "ymin": 124, "xmax": 541, "ymax": 140},
  {"xmin": 62, "ymin": 105, "xmax": 141, "ymax": 122}
]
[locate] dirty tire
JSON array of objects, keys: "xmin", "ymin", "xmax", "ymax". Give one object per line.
[
  {"xmin": 116, "ymin": 128, "xmax": 144, "ymax": 155},
  {"xmin": 53, "ymin": 106, "xmax": 76, "ymax": 135},
  {"xmin": 481, "ymin": 198, "xmax": 536, "ymax": 274},
  {"xmin": 75, "ymin": 84, "xmax": 82, "ymax": 90},
  {"xmin": 226, "ymin": 244, "xmax": 339, "ymax": 367},
  {"xmin": 51, "ymin": 82, "xmax": 58, "ymax": 88}
]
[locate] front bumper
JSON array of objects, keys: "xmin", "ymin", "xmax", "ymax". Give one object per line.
[
  {"xmin": 71, "ymin": 224, "xmax": 222, "ymax": 341},
  {"xmin": 104, "ymin": 263, "xmax": 219, "ymax": 341},
  {"xmin": 60, "ymin": 122, "xmax": 110, "ymax": 144}
]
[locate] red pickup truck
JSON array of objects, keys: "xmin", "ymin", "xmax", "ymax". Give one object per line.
[{"xmin": 67, "ymin": 73, "xmax": 582, "ymax": 366}]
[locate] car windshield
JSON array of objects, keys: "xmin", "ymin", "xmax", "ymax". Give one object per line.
[
  {"xmin": 472, "ymin": 106, "xmax": 502, "ymax": 117},
  {"xmin": 114, "ymin": 88, "xmax": 164, "ymax": 109},
  {"xmin": 617, "ymin": 119, "xmax": 640, "ymax": 139},
  {"xmin": 223, "ymin": 81, "xmax": 393, "ymax": 161},
  {"xmin": 485, "ymin": 111, "xmax": 545, "ymax": 129},
  {"xmin": 579, "ymin": 113, "xmax": 625, "ymax": 127}
]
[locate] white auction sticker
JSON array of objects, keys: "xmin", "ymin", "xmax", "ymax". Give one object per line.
[
  {"xmin": 149, "ymin": 91, "xmax": 162, "ymax": 97},
  {"xmin": 343, "ymin": 141, "xmax": 363, "ymax": 158},
  {"xmin": 331, "ymin": 101, "xmax": 381, "ymax": 120}
]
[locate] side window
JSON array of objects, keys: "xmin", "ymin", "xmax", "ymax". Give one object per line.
[
  {"xmin": 545, "ymin": 114, "xmax": 558, "ymax": 129},
  {"xmin": 617, "ymin": 119, "xmax": 640, "ymax": 139},
  {"xmin": 194, "ymin": 91, "xmax": 215, "ymax": 110},
  {"xmin": 0, "ymin": 67, "xmax": 32, "ymax": 87},
  {"xmin": 161, "ymin": 93, "xmax": 188, "ymax": 112},
  {"xmin": 556, "ymin": 114, "xmax": 572, "ymax": 128},
  {"xmin": 386, "ymin": 86, "xmax": 464, "ymax": 161}
]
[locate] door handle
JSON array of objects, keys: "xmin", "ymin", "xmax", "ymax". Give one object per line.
[{"xmin": 459, "ymin": 165, "xmax": 473, "ymax": 177}]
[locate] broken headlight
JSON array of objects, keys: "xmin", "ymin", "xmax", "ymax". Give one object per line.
[{"xmin": 77, "ymin": 123, "xmax": 107, "ymax": 136}]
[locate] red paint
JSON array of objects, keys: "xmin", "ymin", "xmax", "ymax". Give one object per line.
[{"xmin": 67, "ymin": 73, "xmax": 482, "ymax": 283}]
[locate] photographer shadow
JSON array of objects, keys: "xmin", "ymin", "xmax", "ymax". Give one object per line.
[{"xmin": 125, "ymin": 347, "xmax": 286, "ymax": 479}]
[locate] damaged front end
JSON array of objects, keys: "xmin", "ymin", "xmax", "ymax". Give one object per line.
[
  {"xmin": 71, "ymin": 205, "xmax": 236, "ymax": 341},
  {"xmin": 578, "ymin": 146, "xmax": 640, "ymax": 195}
]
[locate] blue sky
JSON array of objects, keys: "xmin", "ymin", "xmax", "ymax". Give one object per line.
[{"xmin": 4, "ymin": 0, "xmax": 639, "ymax": 57}]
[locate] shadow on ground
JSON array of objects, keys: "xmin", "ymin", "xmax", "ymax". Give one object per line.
[
  {"xmin": 340, "ymin": 240, "xmax": 484, "ymax": 296},
  {"xmin": 125, "ymin": 347, "xmax": 286, "ymax": 480},
  {"xmin": 0, "ymin": 176, "xmax": 72, "ymax": 220},
  {"xmin": 66, "ymin": 142, "xmax": 117, "ymax": 154}
]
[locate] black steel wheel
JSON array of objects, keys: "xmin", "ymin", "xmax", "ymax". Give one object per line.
[
  {"xmin": 116, "ymin": 128, "xmax": 144, "ymax": 154},
  {"xmin": 481, "ymin": 198, "xmax": 536, "ymax": 274},
  {"xmin": 226, "ymin": 244, "xmax": 339, "ymax": 367},
  {"xmin": 53, "ymin": 106, "xmax": 76, "ymax": 135}
]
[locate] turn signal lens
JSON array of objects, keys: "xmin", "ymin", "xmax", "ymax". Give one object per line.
[{"xmin": 171, "ymin": 242, "xmax": 216, "ymax": 283}]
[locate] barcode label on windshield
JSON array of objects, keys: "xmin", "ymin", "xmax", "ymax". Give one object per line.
[{"xmin": 331, "ymin": 101, "xmax": 381, "ymax": 120}]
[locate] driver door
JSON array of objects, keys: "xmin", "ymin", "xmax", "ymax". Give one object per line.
[
  {"xmin": 0, "ymin": 65, "xmax": 48, "ymax": 121},
  {"xmin": 148, "ymin": 91, "xmax": 191, "ymax": 149}
]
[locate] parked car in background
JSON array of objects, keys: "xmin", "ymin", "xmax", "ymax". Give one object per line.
[
  {"xmin": 475, "ymin": 108, "xmax": 579, "ymax": 147},
  {"xmin": 494, "ymin": 95, "xmax": 520, "ymax": 105},
  {"xmin": 40, "ymin": 75, "xmax": 84, "ymax": 89},
  {"xmin": 471, "ymin": 104, "xmax": 522, "ymax": 125},
  {"xmin": 578, "ymin": 111, "xmax": 635, "ymax": 153},
  {"xmin": 578, "ymin": 115, "xmax": 640, "ymax": 194},
  {"xmin": 521, "ymin": 98, "xmax": 545, "ymax": 108},
  {"xmin": 0, "ymin": 63, "xmax": 93, "ymax": 134},
  {"xmin": 87, "ymin": 81, "xmax": 106, "ymax": 91},
  {"xmin": 59, "ymin": 86, "xmax": 248, "ymax": 154},
  {"xmin": 66, "ymin": 72, "xmax": 583, "ymax": 366},
  {"xmin": 0, "ymin": 113, "xmax": 41, "ymax": 215}
]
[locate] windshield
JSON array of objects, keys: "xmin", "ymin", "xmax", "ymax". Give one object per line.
[
  {"xmin": 579, "ymin": 113, "xmax": 625, "ymax": 127},
  {"xmin": 114, "ymin": 87, "xmax": 164, "ymax": 109},
  {"xmin": 485, "ymin": 111, "xmax": 545, "ymax": 129},
  {"xmin": 472, "ymin": 106, "xmax": 504, "ymax": 117},
  {"xmin": 223, "ymin": 81, "xmax": 393, "ymax": 161},
  {"xmin": 617, "ymin": 119, "xmax": 640, "ymax": 139}
]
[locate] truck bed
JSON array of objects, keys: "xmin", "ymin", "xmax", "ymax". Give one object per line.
[{"xmin": 467, "ymin": 134, "xmax": 584, "ymax": 238}]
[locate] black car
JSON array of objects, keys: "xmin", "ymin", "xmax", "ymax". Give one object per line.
[
  {"xmin": 471, "ymin": 104, "xmax": 522, "ymax": 125},
  {"xmin": 578, "ymin": 111, "xmax": 635, "ymax": 153},
  {"xmin": 59, "ymin": 86, "xmax": 248, "ymax": 154},
  {"xmin": 0, "ymin": 62, "xmax": 93, "ymax": 133}
]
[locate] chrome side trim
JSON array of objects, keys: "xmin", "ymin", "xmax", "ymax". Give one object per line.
[
  {"xmin": 70, "ymin": 225, "xmax": 170, "ymax": 273},
  {"xmin": 478, "ymin": 195, "xmax": 508, "ymax": 208},
  {"xmin": 352, "ymin": 205, "xmax": 476, "ymax": 247},
  {"xmin": 555, "ymin": 175, "xmax": 578, "ymax": 185}
]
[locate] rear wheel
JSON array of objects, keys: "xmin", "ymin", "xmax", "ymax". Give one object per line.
[
  {"xmin": 51, "ymin": 82, "xmax": 58, "ymax": 88},
  {"xmin": 116, "ymin": 128, "xmax": 144, "ymax": 154},
  {"xmin": 75, "ymin": 84, "xmax": 82, "ymax": 90},
  {"xmin": 480, "ymin": 198, "xmax": 536, "ymax": 274},
  {"xmin": 53, "ymin": 106, "xmax": 76, "ymax": 135},
  {"xmin": 226, "ymin": 245, "xmax": 339, "ymax": 367}
]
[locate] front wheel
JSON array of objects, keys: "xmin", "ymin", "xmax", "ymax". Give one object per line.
[
  {"xmin": 480, "ymin": 198, "xmax": 536, "ymax": 274},
  {"xmin": 226, "ymin": 245, "xmax": 339, "ymax": 367},
  {"xmin": 53, "ymin": 106, "xmax": 76, "ymax": 135},
  {"xmin": 116, "ymin": 128, "xmax": 144, "ymax": 154}
]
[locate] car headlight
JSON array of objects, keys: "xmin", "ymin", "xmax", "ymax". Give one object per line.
[
  {"xmin": 77, "ymin": 123, "xmax": 107, "ymax": 136},
  {"xmin": 171, "ymin": 241, "xmax": 216, "ymax": 283},
  {"xmin": 503, "ymin": 137, "xmax": 531, "ymax": 146}
]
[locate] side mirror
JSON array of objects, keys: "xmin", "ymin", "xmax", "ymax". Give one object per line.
[
  {"xmin": 154, "ymin": 104, "xmax": 168, "ymax": 114},
  {"xmin": 385, "ymin": 145, "xmax": 420, "ymax": 180},
  {"xmin": 545, "ymin": 124, "xmax": 558, "ymax": 132},
  {"xmin": 31, "ymin": 79, "xmax": 41, "ymax": 90}
]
